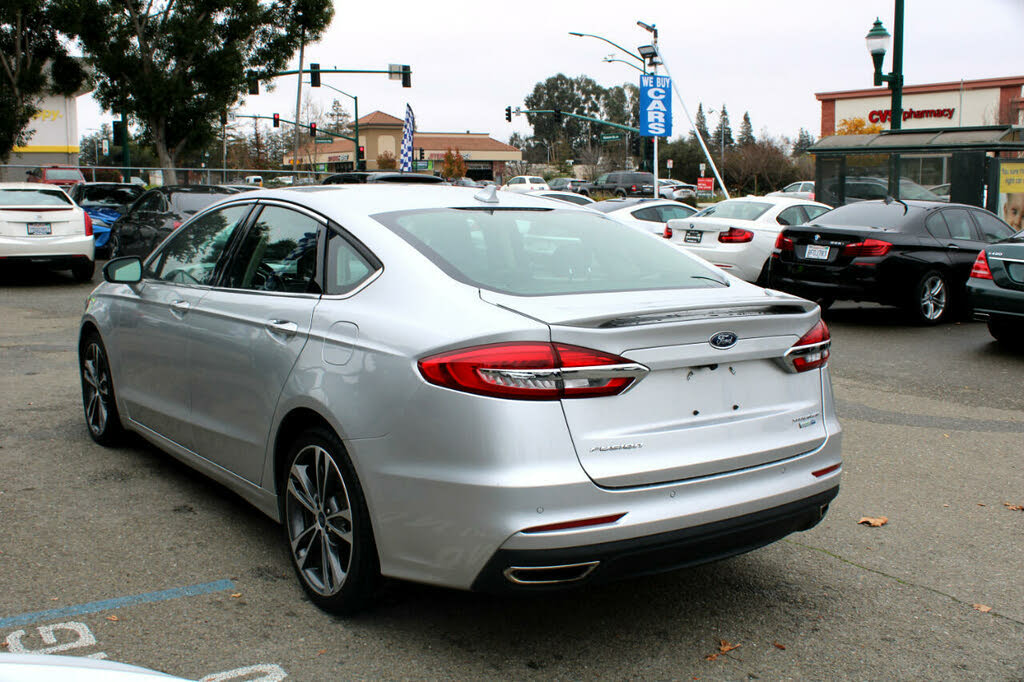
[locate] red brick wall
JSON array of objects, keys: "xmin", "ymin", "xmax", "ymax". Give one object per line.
[
  {"xmin": 999, "ymin": 85, "xmax": 1024, "ymax": 124},
  {"xmin": 820, "ymin": 100, "xmax": 836, "ymax": 137}
]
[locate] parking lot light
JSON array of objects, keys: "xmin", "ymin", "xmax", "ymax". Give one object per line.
[{"xmin": 865, "ymin": 18, "xmax": 891, "ymax": 85}]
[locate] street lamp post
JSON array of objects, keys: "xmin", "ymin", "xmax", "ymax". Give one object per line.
[
  {"xmin": 866, "ymin": 0, "xmax": 905, "ymax": 197},
  {"xmin": 568, "ymin": 32, "xmax": 646, "ymax": 68},
  {"xmin": 307, "ymin": 81, "xmax": 359, "ymax": 170}
]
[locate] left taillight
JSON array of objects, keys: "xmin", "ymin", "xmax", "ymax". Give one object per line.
[
  {"xmin": 718, "ymin": 227, "xmax": 754, "ymax": 243},
  {"xmin": 970, "ymin": 251, "xmax": 993, "ymax": 280},
  {"xmin": 663, "ymin": 225, "xmax": 673, "ymax": 239},
  {"xmin": 83, "ymin": 212, "xmax": 93, "ymax": 236},
  {"xmin": 418, "ymin": 342, "xmax": 648, "ymax": 400},
  {"xmin": 782, "ymin": 320, "xmax": 831, "ymax": 373}
]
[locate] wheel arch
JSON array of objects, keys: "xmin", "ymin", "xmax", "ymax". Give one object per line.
[{"xmin": 272, "ymin": 407, "xmax": 340, "ymax": 511}]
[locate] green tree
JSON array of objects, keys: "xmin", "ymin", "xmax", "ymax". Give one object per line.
[
  {"xmin": 0, "ymin": 0, "xmax": 86, "ymax": 161},
  {"xmin": 711, "ymin": 104, "xmax": 734, "ymax": 154},
  {"xmin": 692, "ymin": 103, "xmax": 710, "ymax": 145},
  {"xmin": 792, "ymin": 127, "xmax": 816, "ymax": 155},
  {"xmin": 54, "ymin": 0, "xmax": 333, "ymax": 182},
  {"xmin": 738, "ymin": 111, "xmax": 755, "ymax": 146}
]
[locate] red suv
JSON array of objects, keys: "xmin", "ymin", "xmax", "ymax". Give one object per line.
[{"xmin": 26, "ymin": 166, "xmax": 86, "ymax": 188}]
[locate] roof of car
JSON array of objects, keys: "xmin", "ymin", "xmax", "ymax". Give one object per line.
[
  {"xmin": 590, "ymin": 197, "xmax": 679, "ymax": 213},
  {"xmin": 0, "ymin": 182, "xmax": 69, "ymax": 190}
]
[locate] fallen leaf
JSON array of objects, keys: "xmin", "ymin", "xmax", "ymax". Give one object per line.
[
  {"xmin": 718, "ymin": 640, "xmax": 741, "ymax": 654},
  {"xmin": 977, "ymin": 503, "xmax": 986, "ymax": 507},
  {"xmin": 942, "ymin": 504, "xmax": 950, "ymax": 508},
  {"xmin": 49, "ymin": 597, "xmax": 58, "ymax": 601},
  {"xmin": 1004, "ymin": 503, "xmax": 1023, "ymax": 511},
  {"xmin": 231, "ymin": 592, "xmax": 242, "ymax": 598},
  {"xmin": 973, "ymin": 604, "xmax": 992, "ymax": 613},
  {"xmin": 106, "ymin": 615, "xmax": 119, "ymax": 622},
  {"xmin": 704, "ymin": 654, "xmax": 719, "ymax": 662},
  {"xmin": 773, "ymin": 641, "xmax": 786, "ymax": 650},
  {"xmin": 316, "ymin": 649, "xmax": 327, "ymax": 656},
  {"xmin": 858, "ymin": 516, "xmax": 888, "ymax": 527},
  {"xmin": 943, "ymin": 434, "xmax": 949, "ymax": 438}
]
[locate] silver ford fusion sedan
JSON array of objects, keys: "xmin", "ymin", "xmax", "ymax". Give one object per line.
[{"xmin": 79, "ymin": 185, "xmax": 842, "ymax": 614}]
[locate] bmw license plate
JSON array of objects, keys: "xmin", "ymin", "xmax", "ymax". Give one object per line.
[
  {"xmin": 805, "ymin": 244, "xmax": 829, "ymax": 260},
  {"xmin": 685, "ymin": 230, "xmax": 702, "ymax": 244},
  {"xmin": 27, "ymin": 223, "xmax": 51, "ymax": 235}
]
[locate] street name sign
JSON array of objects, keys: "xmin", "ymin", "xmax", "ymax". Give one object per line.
[{"xmin": 601, "ymin": 133, "xmax": 623, "ymax": 141}]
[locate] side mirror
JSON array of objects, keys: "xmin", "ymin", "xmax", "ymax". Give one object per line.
[{"xmin": 103, "ymin": 256, "xmax": 142, "ymax": 284}]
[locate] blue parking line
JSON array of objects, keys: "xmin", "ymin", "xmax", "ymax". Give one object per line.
[{"xmin": 0, "ymin": 579, "xmax": 236, "ymax": 629}]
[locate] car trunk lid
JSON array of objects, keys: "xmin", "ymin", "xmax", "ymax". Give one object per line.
[
  {"xmin": 481, "ymin": 287, "xmax": 829, "ymax": 488},
  {"xmin": 0, "ymin": 206, "xmax": 80, "ymax": 238}
]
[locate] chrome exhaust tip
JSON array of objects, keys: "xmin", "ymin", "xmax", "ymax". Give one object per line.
[{"xmin": 503, "ymin": 561, "xmax": 600, "ymax": 585}]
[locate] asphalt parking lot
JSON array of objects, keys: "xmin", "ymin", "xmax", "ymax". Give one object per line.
[{"xmin": 1, "ymin": 266, "xmax": 1022, "ymax": 681}]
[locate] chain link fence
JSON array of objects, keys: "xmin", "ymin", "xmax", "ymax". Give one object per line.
[{"xmin": 1, "ymin": 164, "xmax": 319, "ymax": 187}]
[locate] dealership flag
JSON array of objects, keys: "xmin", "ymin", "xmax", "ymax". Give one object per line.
[{"xmin": 400, "ymin": 104, "xmax": 415, "ymax": 171}]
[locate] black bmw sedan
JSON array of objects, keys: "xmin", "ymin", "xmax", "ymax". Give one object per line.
[
  {"xmin": 109, "ymin": 185, "xmax": 236, "ymax": 258},
  {"xmin": 768, "ymin": 200, "xmax": 1017, "ymax": 324}
]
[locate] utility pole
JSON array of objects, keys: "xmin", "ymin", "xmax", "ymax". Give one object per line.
[{"xmin": 293, "ymin": 29, "xmax": 305, "ymax": 173}]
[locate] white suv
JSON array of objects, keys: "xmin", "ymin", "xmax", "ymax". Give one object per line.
[{"xmin": 501, "ymin": 176, "xmax": 549, "ymax": 193}]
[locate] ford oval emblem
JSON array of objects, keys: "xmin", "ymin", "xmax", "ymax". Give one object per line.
[{"xmin": 709, "ymin": 331, "xmax": 738, "ymax": 350}]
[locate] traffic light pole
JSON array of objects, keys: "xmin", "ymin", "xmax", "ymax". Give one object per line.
[{"xmin": 516, "ymin": 109, "xmax": 639, "ymax": 134}]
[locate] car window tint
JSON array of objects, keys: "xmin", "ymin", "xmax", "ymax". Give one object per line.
[
  {"xmin": 776, "ymin": 206, "xmax": 806, "ymax": 226},
  {"xmin": 804, "ymin": 205, "xmax": 829, "ymax": 221},
  {"xmin": 136, "ymin": 192, "xmax": 163, "ymax": 212},
  {"xmin": 658, "ymin": 204, "xmax": 697, "ymax": 221},
  {"xmin": 925, "ymin": 213, "xmax": 951, "ymax": 239},
  {"xmin": 327, "ymin": 232, "xmax": 376, "ymax": 295},
  {"xmin": 631, "ymin": 207, "xmax": 662, "ymax": 222},
  {"xmin": 529, "ymin": 177, "xmax": 545, "ymax": 184},
  {"xmin": 509, "ymin": 178, "xmax": 524, "ymax": 184},
  {"xmin": 224, "ymin": 206, "xmax": 322, "ymax": 294},
  {"xmin": 147, "ymin": 204, "xmax": 251, "ymax": 285},
  {"xmin": 942, "ymin": 209, "xmax": 975, "ymax": 240},
  {"xmin": 802, "ymin": 183, "xmax": 815, "ymax": 193},
  {"xmin": 783, "ymin": 183, "xmax": 800, "ymax": 192},
  {"xmin": 375, "ymin": 207, "xmax": 728, "ymax": 296},
  {"xmin": 698, "ymin": 200, "xmax": 772, "ymax": 220},
  {"xmin": 812, "ymin": 202, "xmax": 924, "ymax": 229},
  {"xmin": 171, "ymin": 190, "xmax": 231, "ymax": 215},
  {"xmin": 972, "ymin": 210, "xmax": 1014, "ymax": 243},
  {"xmin": 80, "ymin": 185, "xmax": 143, "ymax": 206},
  {"xmin": 0, "ymin": 188, "xmax": 71, "ymax": 205}
]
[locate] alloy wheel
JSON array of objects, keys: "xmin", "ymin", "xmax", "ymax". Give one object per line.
[
  {"xmin": 919, "ymin": 274, "xmax": 947, "ymax": 321},
  {"xmin": 82, "ymin": 342, "xmax": 111, "ymax": 436},
  {"xmin": 285, "ymin": 445, "xmax": 354, "ymax": 596}
]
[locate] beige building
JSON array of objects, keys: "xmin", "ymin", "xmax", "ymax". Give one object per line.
[{"xmin": 284, "ymin": 111, "xmax": 522, "ymax": 181}]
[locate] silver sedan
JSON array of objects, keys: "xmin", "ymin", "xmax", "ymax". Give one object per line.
[{"xmin": 80, "ymin": 185, "xmax": 842, "ymax": 614}]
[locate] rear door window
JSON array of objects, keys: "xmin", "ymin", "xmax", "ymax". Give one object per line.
[
  {"xmin": 925, "ymin": 213, "xmax": 951, "ymax": 240},
  {"xmin": 971, "ymin": 209, "xmax": 1015, "ymax": 243},
  {"xmin": 776, "ymin": 206, "xmax": 806, "ymax": 226},
  {"xmin": 941, "ymin": 209, "xmax": 977, "ymax": 240},
  {"xmin": 631, "ymin": 207, "xmax": 662, "ymax": 222}
]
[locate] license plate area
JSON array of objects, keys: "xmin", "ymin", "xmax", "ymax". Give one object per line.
[
  {"xmin": 27, "ymin": 223, "xmax": 52, "ymax": 236},
  {"xmin": 804, "ymin": 244, "xmax": 830, "ymax": 260},
  {"xmin": 685, "ymin": 230, "xmax": 702, "ymax": 244}
]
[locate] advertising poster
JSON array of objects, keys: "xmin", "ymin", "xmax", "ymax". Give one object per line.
[
  {"xmin": 639, "ymin": 75, "xmax": 672, "ymax": 138},
  {"xmin": 997, "ymin": 161, "xmax": 1024, "ymax": 233}
]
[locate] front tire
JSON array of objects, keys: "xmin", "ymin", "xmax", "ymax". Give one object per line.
[
  {"xmin": 71, "ymin": 259, "xmax": 95, "ymax": 282},
  {"xmin": 79, "ymin": 333, "xmax": 125, "ymax": 446},
  {"xmin": 282, "ymin": 427, "xmax": 379, "ymax": 615},
  {"xmin": 907, "ymin": 270, "xmax": 949, "ymax": 325}
]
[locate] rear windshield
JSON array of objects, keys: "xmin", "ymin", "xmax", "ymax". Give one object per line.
[
  {"xmin": 44, "ymin": 169, "xmax": 84, "ymax": 181},
  {"xmin": 695, "ymin": 200, "xmax": 772, "ymax": 220},
  {"xmin": 169, "ymin": 190, "xmax": 232, "ymax": 214},
  {"xmin": 79, "ymin": 185, "xmax": 143, "ymax": 206},
  {"xmin": 0, "ymin": 188, "xmax": 72, "ymax": 206},
  {"xmin": 811, "ymin": 202, "xmax": 923, "ymax": 230},
  {"xmin": 373, "ymin": 208, "xmax": 727, "ymax": 296}
]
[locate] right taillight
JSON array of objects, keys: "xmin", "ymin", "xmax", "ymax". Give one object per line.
[
  {"xmin": 418, "ymin": 342, "xmax": 649, "ymax": 400},
  {"xmin": 841, "ymin": 238, "xmax": 892, "ymax": 257},
  {"xmin": 663, "ymin": 225, "xmax": 673, "ymax": 239},
  {"xmin": 718, "ymin": 227, "xmax": 754, "ymax": 243},
  {"xmin": 782, "ymin": 320, "xmax": 831, "ymax": 373},
  {"xmin": 970, "ymin": 251, "xmax": 994, "ymax": 280}
]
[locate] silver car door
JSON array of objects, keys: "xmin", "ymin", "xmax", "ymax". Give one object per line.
[
  {"xmin": 186, "ymin": 203, "xmax": 324, "ymax": 484},
  {"xmin": 114, "ymin": 203, "xmax": 253, "ymax": 448}
]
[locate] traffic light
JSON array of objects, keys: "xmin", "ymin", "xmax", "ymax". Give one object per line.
[
  {"xmin": 247, "ymin": 75, "xmax": 259, "ymax": 95},
  {"xmin": 272, "ymin": 113, "xmax": 280, "ymax": 128},
  {"xmin": 418, "ymin": 148, "xmax": 424, "ymax": 160},
  {"xmin": 629, "ymin": 134, "xmax": 640, "ymax": 156},
  {"xmin": 112, "ymin": 120, "xmax": 126, "ymax": 146},
  {"xmin": 401, "ymin": 65, "xmax": 411, "ymax": 88},
  {"xmin": 357, "ymin": 145, "xmax": 365, "ymax": 160},
  {"xmin": 220, "ymin": 111, "xmax": 227, "ymax": 126},
  {"xmin": 505, "ymin": 106, "xmax": 512, "ymax": 122},
  {"xmin": 553, "ymin": 108, "xmax": 562, "ymax": 123},
  {"xmin": 309, "ymin": 122, "xmax": 317, "ymax": 138},
  {"xmin": 310, "ymin": 63, "xmax": 320, "ymax": 87}
]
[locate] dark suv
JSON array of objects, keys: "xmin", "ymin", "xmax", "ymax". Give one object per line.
[{"xmin": 580, "ymin": 171, "xmax": 654, "ymax": 197}]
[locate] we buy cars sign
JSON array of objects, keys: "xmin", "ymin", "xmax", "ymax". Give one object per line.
[{"xmin": 639, "ymin": 75, "xmax": 672, "ymax": 137}]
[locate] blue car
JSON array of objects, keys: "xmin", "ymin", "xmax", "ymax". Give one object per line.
[{"xmin": 68, "ymin": 182, "xmax": 145, "ymax": 256}]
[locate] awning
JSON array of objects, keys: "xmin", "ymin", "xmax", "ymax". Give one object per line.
[{"xmin": 809, "ymin": 125, "xmax": 1024, "ymax": 154}]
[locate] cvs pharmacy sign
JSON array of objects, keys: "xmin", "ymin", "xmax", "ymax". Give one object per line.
[{"xmin": 639, "ymin": 75, "xmax": 672, "ymax": 137}]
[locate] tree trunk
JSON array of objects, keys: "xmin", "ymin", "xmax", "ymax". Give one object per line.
[{"xmin": 153, "ymin": 125, "xmax": 178, "ymax": 185}]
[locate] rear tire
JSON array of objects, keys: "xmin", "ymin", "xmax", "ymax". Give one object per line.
[
  {"xmin": 71, "ymin": 259, "xmax": 95, "ymax": 282},
  {"xmin": 614, "ymin": 189, "xmax": 626, "ymax": 198},
  {"xmin": 79, "ymin": 333, "xmax": 126, "ymax": 446},
  {"xmin": 282, "ymin": 426, "xmax": 380, "ymax": 616},
  {"xmin": 907, "ymin": 270, "xmax": 949, "ymax": 325}
]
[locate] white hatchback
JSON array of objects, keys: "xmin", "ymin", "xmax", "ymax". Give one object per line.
[
  {"xmin": 0, "ymin": 182, "xmax": 95, "ymax": 280},
  {"xmin": 669, "ymin": 196, "xmax": 831, "ymax": 284},
  {"xmin": 501, "ymin": 175, "xmax": 549, "ymax": 192}
]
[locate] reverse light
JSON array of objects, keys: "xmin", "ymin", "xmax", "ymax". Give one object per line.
[
  {"xmin": 718, "ymin": 227, "xmax": 754, "ymax": 243},
  {"xmin": 521, "ymin": 513, "xmax": 627, "ymax": 534},
  {"xmin": 418, "ymin": 342, "xmax": 649, "ymax": 400},
  {"xmin": 841, "ymin": 238, "xmax": 891, "ymax": 257},
  {"xmin": 970, "ymin": 251, "xmax": 993, "ymax": 280},
  {"xmin": 83, "ymin": 212, "xmax": 93, "ymax": 237},
  {"xmin": 782, "ymin": 320, "xmax": 831, "ymax": 373}
]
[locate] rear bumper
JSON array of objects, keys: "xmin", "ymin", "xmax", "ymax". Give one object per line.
[
  {"xmin": 0, "ymin": 234, "xmax": 94, "ymax": 261},
  {"xmin": 472, "ymin": 486, "xmax": 839, "ymax": 592},
  {"xmin": 967, "ymin": 280, "xmax": 1024, "ymax": 320},
  {"xmin": 770, "ymin": 260, "xmax": 887, "ymax": 302}
]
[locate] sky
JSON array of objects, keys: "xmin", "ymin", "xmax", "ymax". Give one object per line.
[{"xmin": 75, "ymin": 0, "xmax": 1024, "ymax": 146}]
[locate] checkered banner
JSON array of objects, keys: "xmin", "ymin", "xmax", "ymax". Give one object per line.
[{"xmin": 400, "ymin": 104, "xmax": 415, "ymax": 172}]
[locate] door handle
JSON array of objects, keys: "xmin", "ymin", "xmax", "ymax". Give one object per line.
[
  {"xmin": 170, "ymin": 300, "xmax": 190, "ymax": 317},
  {"xmin": 946, "ymin": 243, "xmax": 960, "ymax": 249},
  {"xmin": 266, "ymin": 320, "xmax": 298, "ymax": 337}
]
